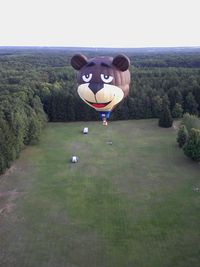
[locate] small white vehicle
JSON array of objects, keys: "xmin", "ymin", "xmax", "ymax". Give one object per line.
[
  {"xmin": 71, "ymin": 156, "xmax": 78, "ymax": 163},
  {"xmin": 83, "ymin": 127, "xmax": 88, "ymax": 134}
]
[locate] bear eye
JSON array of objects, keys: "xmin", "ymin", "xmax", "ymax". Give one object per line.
[
  {"xmin": 82, "ymin": 73, "xmax": 92, "ymax": 82},
  {"xmin": 100, "ymin": 74, "xmax": 113, "ymax": 83}
]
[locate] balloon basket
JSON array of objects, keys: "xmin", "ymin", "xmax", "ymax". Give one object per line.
[{"xmin": 102, "ymin": 118, "xmax": 108, "ymax": 126}]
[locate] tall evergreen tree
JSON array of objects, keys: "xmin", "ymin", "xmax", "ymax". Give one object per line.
[
  {"xmin": 151, "ymin": 95, "xmax": 162, "ymax": 117},
  {"xmin": 184, "ymin": 128, "xmax": 200, "ymax": 161},
  {"xmin": 158, "ymin": 103, "xmax": 173, "ymax": 128},
  {"xmin": 168, "ymin": 87, "xmax": 183, "ymax": 111},
  {"xmin": 177, "ymin": 125, "xmax": 188, "ymax": 147},
  {"xmin": 184, "ymin": 92, "xmax": 198, "ymax": 115},
  {"xmin": 66, "ymin": 94, "xmax": 75, "ymax": 121},
  {"xmin": 193, "ymin": 85, "xmax": 200, "ymax": 114},
  {"xmin": 172, "ymin": 103, "xmax": 183, "ymax": 118}
]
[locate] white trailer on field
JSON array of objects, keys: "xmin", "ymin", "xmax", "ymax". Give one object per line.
[
  {"xmin": 71, "ymin": 156, "xmax": 78, "ymax": 163},
  {"xmin": 83, "ymin": 127, "xmax": 88, "ymax": 134}
]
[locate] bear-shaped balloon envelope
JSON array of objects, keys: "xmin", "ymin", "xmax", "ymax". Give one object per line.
[{"xmin": 71, "ymin": 54, "xmax": 131, "ymax": 125}]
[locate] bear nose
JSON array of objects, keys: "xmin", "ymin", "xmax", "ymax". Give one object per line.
[{"xmin": 89, "ymin": 83, "xmax": 103, "ymax": 94}]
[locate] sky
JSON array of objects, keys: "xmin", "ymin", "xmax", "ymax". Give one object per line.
[{"xmin": 0, "ymin": 0, "xmax": 200, "ymax": 48}]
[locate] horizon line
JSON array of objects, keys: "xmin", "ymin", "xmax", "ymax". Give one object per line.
[{"xmin": 0, "ymin": 45, "xmax": 200, "ymax": 49}]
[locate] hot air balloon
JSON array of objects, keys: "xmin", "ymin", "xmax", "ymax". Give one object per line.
[{"xmin": 71, "ymin": 54, "xmax": 131, "ymax": 125}]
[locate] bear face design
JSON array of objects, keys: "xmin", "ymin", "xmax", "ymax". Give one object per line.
[{"xmin": 71, "ymin": 54, "xmax": 131, "ymax": 112}]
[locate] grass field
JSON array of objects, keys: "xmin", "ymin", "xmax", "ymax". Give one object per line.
[{"xmin": 0, "ymin": 119, "xmax": 199, "ymax": 267}]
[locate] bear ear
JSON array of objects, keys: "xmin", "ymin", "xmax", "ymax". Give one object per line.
[
  {"xmin": 71, "ymin": 54, "xmax": 88, "ymax": 70},
  {"xmin": 112, "ymin": 54, "xmax": 130, "ymax": 71}
]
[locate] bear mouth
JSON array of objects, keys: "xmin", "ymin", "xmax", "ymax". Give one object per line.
[{"xmin": 86, "ymin": 100, "xmax": 112, "ymax": 108}]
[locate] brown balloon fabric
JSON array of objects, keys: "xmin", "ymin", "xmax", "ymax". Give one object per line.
[{"xmin": 71, "ymin": 54, "xmax": 131, "ymax": 112}]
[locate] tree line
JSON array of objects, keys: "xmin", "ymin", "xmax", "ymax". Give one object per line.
[
  {"xmin": 42, "ymin": 67, "xmax": 200, "ymax": 121},
  {"xmin": 0, "ymin": 87, "xmax": 47, "ymax": 174}
]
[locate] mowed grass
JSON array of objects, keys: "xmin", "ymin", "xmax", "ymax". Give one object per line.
[{"xmin": 0, "ymin": 119, "xmax": 200, "ymax": 267}]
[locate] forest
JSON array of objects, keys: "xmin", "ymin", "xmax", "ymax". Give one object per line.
[{"xmin": 0, "ymin": 46, "xmax": 200, "ymax": 174}]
